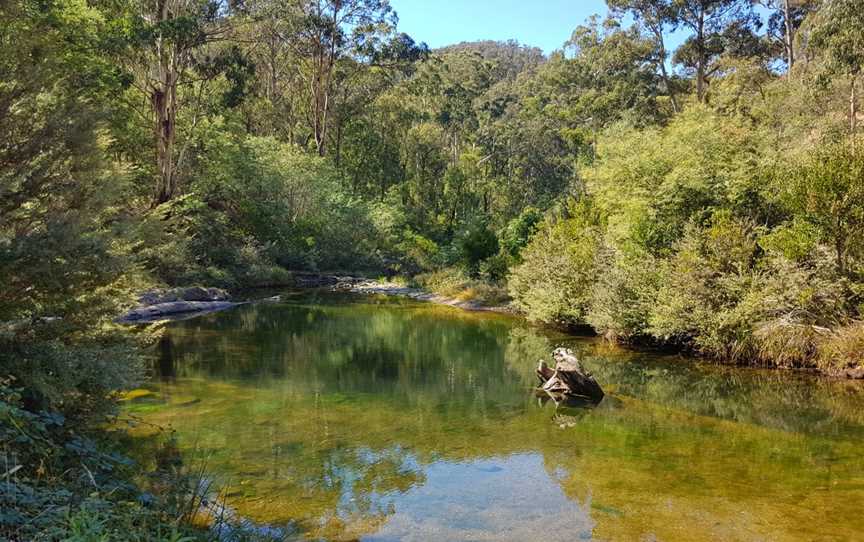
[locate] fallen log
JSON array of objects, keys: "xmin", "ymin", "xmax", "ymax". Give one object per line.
[{"xmin": 536, "ymin": 348, "xmax": 604, "ymax": 405}]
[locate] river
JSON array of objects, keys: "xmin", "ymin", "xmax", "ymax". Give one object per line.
[{"xmin": 124, "ymin": 290, "xmax": 864, "ymax": 541}]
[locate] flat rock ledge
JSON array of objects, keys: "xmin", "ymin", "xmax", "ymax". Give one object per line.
[
  {"xmin": 138, "ymin": 286, "xmax": 230, "ymax": 305},
  {"xmin": 116, "ymin": 301, "xmax": 245, "ymax": 324},
  {"xmin": 117, "ymin": 300, "xmax": 244, "ymax": 324},
  {"xmin": 338, "ymin": 280, "xmax": 513, "ymax": 314},
  {"xmin": 117, "ymin": 287, "xmax": 279, "ymax": 324}
]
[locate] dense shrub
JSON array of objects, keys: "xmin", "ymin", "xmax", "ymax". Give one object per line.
[
  {"xmin": 137, "ymin": 135, "xmax": 393, "ymax": 285},
  {"xmin": 585, "ymin": 109, "xmax": 767, "ymax": 255},
  {"xmin": 509, "ymin": 198, "xmax": 603, "ymax": 325},
  {"xmin": 647, "ymin": 213, "xmax": 762, "ymax": 359},
  {"xmin": 780, "ymin": 137, "xmax": 864, "ymax": 276},
  {"xmin": 457, "ymin": 221, "xmax": 500, "ymax": 277},
  {"xmin": 0, "ymin": 330, "xmax": 209, "ymax": 541},
  {"xmin": 507, "ymin": 125, "xmax": 863, "ymax": 371},
  {"xmin": 818, "ymin": 321, "xmax": 864, "ymax": 374},
  {"xmin": 415, "ymin": 268, "xmax": 509, "ymax": 306},
  {"xmin": 501, "ymin": 207, "xmax": 542, "ymax": 259},
  {"xmin": 587, "ymin": 243, "xmax": 659, "ymax": 341}
]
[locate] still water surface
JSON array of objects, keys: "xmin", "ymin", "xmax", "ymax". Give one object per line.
[{"xmin": 126, "ymin": 291, "xmax": 864, "ymax": 541}]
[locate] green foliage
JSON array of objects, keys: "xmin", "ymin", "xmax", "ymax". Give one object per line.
[
  {"xmin": 587, "ymin": 244, "xmax": 660, "ymax": 341},
  {"xmin": 501, "ymin": 207, "xmax": 542, "ymax": 259},
  {"xmin": 586, "ymin": 108, "xmax": 767, "ymax": 253},
  {"xmin": 414, "ymin": 268, "xmax": 510, "ymax": 306},
  {"xmin": 136, "ymin": 134, "xmax": 391, "ymax": 285},
  {"xmin": 758, "ymin": 219, "xmax": 821, "ymax": 263},
  {"xmin": 559, "ymin": 15, "xmax": 667, "ymax": 124},
  {"xmin": 457, "ymin": 221, "xmax": 499, "ymax": 277},
  {"xmin": 509, "ymin": 199, "xmax": 604, "ymax": 325},
  {"xmin": 647, "ymin": 214, "xmax": 763, "ymax": 358},
  {"xmin": 509, "ymin": 99, "xmax": 863, "ymax": 370},
  {"xmin": 0, "ymin": 0, "xmax": 134, "ymax": 325},
  {"xmin": 780, "ymin": 137, "xmax": 864, "ymax": 275},
  {"xmin": 0, "ymin": 359, "xmax": 205, "ymax": 541},
  {"xmin": 809, "ymin": 0, "xmax": 864, "ymax": 78}
]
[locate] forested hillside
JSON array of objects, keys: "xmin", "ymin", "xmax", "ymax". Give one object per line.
[{"xmin": 2, "ymin": 0, "xmax": 864, "ymax": 538}]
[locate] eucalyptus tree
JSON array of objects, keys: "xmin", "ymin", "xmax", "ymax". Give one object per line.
[
  {"xmin": 809, "ymin": 0, "xmax": 864, "ymax": 134},
  {"xmin": 281, "ymin": 0, "xmax": 397, "ymax": 156},
  {"xmin": 560, "ymin": 16, "xmax": 664, "ymax": 125},
  {"xmin": 118, "ymin": 0, "xmax": 234, "ymax": 205},
  {"xmin": 671, "ymin": 0, "xmax": 758, "ymax": 102},
  {"xmin": 330, "ymin": 32, "xmax": 428, "ymax": 167},
  {"xmin": 607, "ymin": 0, "xmax": 681, "ymax": 111},
  {"xmin": 239, "ymin": 0, "xmax": 306, "ymax": 141},
  {"xmin": 436, "ymin": 40, "xmax": 545, "ymax": 82},
  {"xmin": 756, "ymin": 0, "xmax": 818, "ymax": 70}
]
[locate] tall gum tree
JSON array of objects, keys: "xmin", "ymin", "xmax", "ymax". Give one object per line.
[
  {"xmin": 671, "ymin": 0, "xmax": 754, "ymax": 103},
  {"xmin": 121, "ymin": 0, "xmax": 231, "ymax": 205},
  {"xmin": 757, "ymin": 0, "xmax": 817, "ymax": 70},
  {"xmin": 809, "ymin": 0, "xmax": 864, "ymax": 135},
  {"xmin": 286, "ymin": 0, "xmax": 396, "ymax": 156},
  {"xmin": 607, "ymin": 0, "xmax": 681, "ymax": 112}
]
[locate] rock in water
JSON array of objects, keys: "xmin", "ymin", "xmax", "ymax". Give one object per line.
[
  {"xmin": 536, "ymin": 348, "xmax": 604, "ymax": 404},
  {"xmin": 138, "ymin": 287, "xmax": 230, "ymax": 306},
  {"xmin": 117, "ymin": 301, "xmax": 241, "ymax": 323}
]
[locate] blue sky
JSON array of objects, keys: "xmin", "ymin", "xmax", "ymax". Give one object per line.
[
  {"xmin": 390, "ymin": 0, "xmax": 633, "ymax": 54},
  {"xmin": 390, "ymin": 0, "xmax": 770, "ymax": 55}
]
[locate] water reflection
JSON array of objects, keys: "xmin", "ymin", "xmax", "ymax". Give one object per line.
[
  {"xmin": 129, "ymin": 292, "xmax": 864, "ymax": 541},
  {"xmin": 368, "ymin": 454, "xmax": 594, "ymax": 542}
]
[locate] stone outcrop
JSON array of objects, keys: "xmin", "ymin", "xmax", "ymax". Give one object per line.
[
  {"xmin": 138, "ymin": 287, "xmax": 230, "ymax": 306},
  {"xmin": 118, "ymin": 287, "xmax": 246, "ymax": 324},
  {"xmin": 117, "ymin": 300, "xmax": 243, "ymax": 324}
]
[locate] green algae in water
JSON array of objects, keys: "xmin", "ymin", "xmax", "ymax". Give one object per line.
[{"xmin": 126, "ymin": 291, "xmax": 864, "ymax": 541}]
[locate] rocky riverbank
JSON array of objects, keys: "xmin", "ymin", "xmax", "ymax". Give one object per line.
[
  {"xmin": 116, "ymin": 287, "xmax": 280, "ymax": 324},
  {"xmin": 336, "ymin": 279, "xmax": 514, "ymax": 314}
]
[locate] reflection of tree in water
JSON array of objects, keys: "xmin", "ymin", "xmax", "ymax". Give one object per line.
[
  {"xmin": 296, "ymin": 446, "xmax": 426, "ymax": 540},
  {"xmin": 157, "ymin": 335, "xmax": 176, "ymax": 380},
  {"xmin": 138, "ymin": 295, "xmax": 864, "ymax": 542},
  {"xmin": 503, "ymin": 326, "xmax": 557, "ymax": 382},
  {"xmin": 577, "ymin": 346, "xmax": 864, "ymax": 438},
  {"xmin": 158, "ymin": 298, "xmax": 547, "ymax": 409}
]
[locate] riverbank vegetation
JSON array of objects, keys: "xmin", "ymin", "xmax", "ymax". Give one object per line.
[{"xmin": 2, "ymin": 0, "xmax": 864, "ymax": 537}]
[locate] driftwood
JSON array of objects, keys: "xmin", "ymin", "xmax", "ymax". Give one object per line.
[{"xmin": 536, "ymin": 348, "xmax": 604, "ymax": 405}]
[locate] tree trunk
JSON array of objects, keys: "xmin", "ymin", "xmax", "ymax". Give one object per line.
[
  {"xmin": 783, "ymin": 0, "xmax": 795, "ymax": 70},
  {"xmin": 152, "ymin": 74, "xmax": 177, "ymax": 206},
  {"xmin": 696, "ymin": 9, "xmax": 706, "ymax": 103},
  {"xmin": 333, "ymin": 120, "xmax": 343, "ymax": 168},
  {"xmin": 312, "ymin": 65, "xmax": 328, "ymax": 156},
  {"xmin": 851, "ymin": 74, "xmax": 858, "ymax": 135},
  {"xmin": 536, "ymin": 348, "xmax": 604, "ymax": 404},
  {"xmin": 835, "ymin": 234, "xmax": 846, "ymax": 276},
  {"xmin": 152, "ymin": 0, "xmax": 178, "ymax": 206},
  {"xmin": 653, "ymin": 25, "xmax": 679, "ymax": 113}
]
